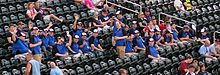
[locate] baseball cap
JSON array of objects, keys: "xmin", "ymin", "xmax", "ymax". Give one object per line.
[
  {"xmin": 183, "ymin": 25, "xmax": 190, "ymax": 29},
  {"xmin": 145, "ymin": 8, "xmax": 150, "ymax": 12},
  {"xmin": 188, "ymin": 64, "xmax": 196, "ymax": 68},
  {"xmin": 32, "ymin": 27, "xmax": 39, "ymax": 30},
  {"xmin": 43, "ymin": 29, "xmax": 48, "ymax": 31},
  {"xmin": 132, "ymin": 21, "xmax": 137, "ymax": 24},
  {"xmin": 201, "ymin": 28, "xmax": 206, "ymax": 33},
  {"xmin": 155, "ymin": 27, "xmax": 161, "ymax": 32},
  {"xmin": 82, "ymin": 32, "xmax": 87, "ymax": 36},
  {"xmin": 77, "ymin": 22, "xmax": 83, "ymax": 25},
  {"xmin": 149, "ymin": 38, "xmax": 154, "ymax": 41},
  {"xmin": 165, "ymin": 30, "xmax": 173, "ymax": 34},
  {"xmin": 20, "ymin": 32, "xmax": 26, "ymax": 37},
  {"xmin": 93, "ymin": 29, "xmax": 98, "ymax": 33},
  {"xmin": 102, "ymin": 8, "xmax": 108, "ymax": 13},
  {"xmin": 49, "ymin": 28, "xmax": 54, "ymax": 32},
  {"xmin": 149, "ymin": 29, "xmax": 154, "ymax": 32},
  {"xmin": 74, "ymin": 35, "xmax": 79, "ymax": 39},
  {"xmin": 116, "ymin": 11, "xmax": 122, "ymax": 15},
  {"xmin": 134, "ymin": 30, "xmax": 139, "ymax": 34}
]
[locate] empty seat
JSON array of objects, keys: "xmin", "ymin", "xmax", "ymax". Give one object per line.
[
  {"xmin": 63, "ymin": 6, "xmax": 71, "ymax": 13},
  {"xmin": 84, "ymin": 65, "xmax": 93, "ymax": 74},
  {"xmin": 100, "ymin": 61, "xmax": 108, "ymax": 74},
  {"xmin": 112, "ymin": 70, "xmax": 120, "ymax": 75},
  {"xmin": 142, "ymin": 63, "xmax": 151, "ymax": 74},
  {"xmin": 69, "ymin": 69, "xmax": 77, "ymax": 75},
  {"xmin": 92, "ymin": 63, "xmax": 100, "ymax": 74},
  {"xmin": 10, "ymin": 14, "xmax": 18, "ymax": 22},
  {"xmin": 18, "ymin": 13, "xmax": 26, "ymax": 20},
  {"xmin": 76, "ymin": 67, "xmax": 85, "ymax": 75},
  {"xmin": 136, "ymin": 65, "xmax": 144, "ymax": 74},
  {"xmin": 70, "ymin": 5, "xmax": 78, "ymax": 12},
  {"xmin": 55, "ymin": 60, "xmax": 65, "ymax": 68},
  {"xmin": 9, "ymin": 5, "xmax": 16, "ymax": 13},
  {"xmin": 56, "ymin": 7, "xmax": 63, "ymax": 14},
  {"xmin": 16, "ymin": 4, "xmax": 24, "ymax": 12}
]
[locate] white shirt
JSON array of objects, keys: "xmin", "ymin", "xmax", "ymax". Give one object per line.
[
  {"xmin": 174, "ymin": 0, "xmax": 185, "ymax": 11},
  {"xmin": 185, "ymin": 71, "xmax": 195, "ymax": 75},
  {"xmin": 209, "ymin": 44, "xmax": 220, "ymax": 55},
  {"xmin": 92, "ymin": 0, "xmax": 103, "ymax": 6}
]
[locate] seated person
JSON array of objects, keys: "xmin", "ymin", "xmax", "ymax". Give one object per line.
[
  {"xmin": 133, "ymin": 30, "xmax": 146, "ymax": 54},
  {"xmin": 125, "ymin": 34, "xmax": 138, "ymax": 57},
  {"xmin": 199, "ymin": 40, "xmax": 217, "ymax": 62},
  {"xmin": 144, "ymin": 8, "xmax": 152, "ymax": 22},
  {"xmin": 171, "ymin": 23, "xmax": 182, "ymax": 43},
  {"xmin": 198, "ymin": 28, "xmax": 209, "ymax": 45},
  {"xmin": 92, "ymin": 0, "xmax": 108, "ymax": 9},
  {"xmin": 67, "ymin": 35, "xmax": 82, "ymax": 57},
  {"xmin": 89, "ymin": 29, "xmax": 104, "ymax": 52},
  {"xmin": 147, "ymin": 38, "xmax": 166, "ymax": 63},
  {"xmin": 7, "ymin": 24, "xmax": 15, "ymax": 45},
  {"xmin": 49, "ymin": 61, "xmax": 70, "ymax": 75},
  {"xmin": 185, "ymin": 64, "xmax": 196, "ymax": 75},
  {"xmin": 78, "ymin": 33, "xmax": 91, "ymax": 54},
  {"xmin": 179, "ymin": 56, "xmax": 193, "ymax": 75},
  {"xmin": 98, "ymin": 8, "xmax": 112, "ymax": 26},
  {"xmin": 154, "ymin": 27, "xmax": 165, "ymax": 47},
  {"xmin": 53, "ymin": 36, "xmax": 72, "ymax": 60},
  {"xmin": 198, "ymin": 64, "xmax": 209, "ymax": 75},
  {"xmin": 85, "ymin": 0, "xmax": 98, "ymax": 11},
  {"xmin": 209, "ymin": 39, "xmax": 220, "ymax": 57},
  {"xmin": 179, "ymin": 25, "xmax": 193, "ymax": 42},
  {"xmin": 143, "ymin": 20, "xmax": 153, "ymax": 33},
  {"xmin": 182, "ymin": 0, "xmax": 196, "ymax": 11},
  {"xmin": 163, "ymin": 30, "xmax": 177, "ymax": 46},
  {"xmin": 92, "ymin": 12, "xmax": 110, "ymax": 31},
  {"xmin": 34, "ymin": 2, "xmax": 66, "ymax": 23},
  {"xmin": 145, "ymin": 29, "xmax": 155, "ymax": 40},
  {"xmin": 73, "ymin": 15, "xmax": 91, "ymax": 37},
  {"xmin": 40, "ymin": 22, "xmax": 53, "ymax": 51},
  {"xmin": 128, "ymin": 21, "xmax": 138, "ymax": 35},
  {"xmin": 48, "ymin": 29, "xmax": 55, "ymax": 49},
  {"xmin": 137, "ymin": 12, "xmax": 147, "ymax": 31}
]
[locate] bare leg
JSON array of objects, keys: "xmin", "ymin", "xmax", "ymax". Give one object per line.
[{"xmin": 50, "ymin": 14, "xmax": 62, "ymax": 22}]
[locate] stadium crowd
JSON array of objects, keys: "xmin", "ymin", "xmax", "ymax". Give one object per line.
[{"xmin": 2, "ymin": 0, "xmax": 220, "ymax": 75}]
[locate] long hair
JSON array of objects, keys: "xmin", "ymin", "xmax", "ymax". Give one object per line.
[{"xmin": 27, "ymin": 2, "xmax": 33, "ymax": 10}]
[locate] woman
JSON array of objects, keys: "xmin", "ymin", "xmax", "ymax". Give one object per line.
[
  {"xmin": 26, "ymin": 2, "xmax": 41, "ymax": 21},
  {"xmin": 137, "ymin": 12, "xmax": 147, "ymax": 31},
  {"xmin": 85, "ymin": 0, "xmax": 97, "ymax": 10},
  {"xmin": 92, "ymin": 12, "xmax": 108, "ymax": 31}
]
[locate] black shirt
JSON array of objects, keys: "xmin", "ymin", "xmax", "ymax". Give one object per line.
[{"xmin": 88, "ymin": 36, "xmax": 100, "ymax": 47}]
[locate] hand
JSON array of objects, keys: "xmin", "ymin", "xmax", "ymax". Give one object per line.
[
  {"xmin": 209, "ymin": 56, "xmax": 214, "ymax": 58},
  {"xmin": 74, "ymin": 15, "xmax": 79, "ymax": 20},
  {"xmin": 47, "ymin": 8, "xmax": 50, "ymax": 11},
  {"xmin": 13, "ymin": 28, "xmax": 17, "ymax": 34},
  {"xmin": 49, "ymin": 22, "xmax": 53, "ymax": 27},
  {"xmin": 65, "ymin": 69, "xmax": 70, "ymax": 73},
  {"xmin": 66, "ymin": 43, "xmax": 70, "ymax": 47},
  {"xmin": 156, "ymin": 58, "xmax": 161, "ymax": 60},
  {"xmin": 174, "ymin": 43, "xmax": 178, "ymax": 47},
  {"xmin": 55, "ymin": 53, "xmax": 59, "ymax": 56},
  {"xmin": 83, "ymin": 41, "xmax": 86, "ymax": 45},
  {"xmin": 114, "ymin": 37, "xmax": 119, "ymax": 41},
  {"xmin": 186, "ymin": 35, "xmax": 189, "ymax": 39},
  {"xmin": 79, "ymin": 50, "xmax": 83, "ymax": 54}
]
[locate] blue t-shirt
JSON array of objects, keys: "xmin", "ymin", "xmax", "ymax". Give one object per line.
[
  {"xmin": 172, "ymin": 30, "xmax": 178, "ymax": 40},
  {"xmin": 199, "ymin": 45, "xmax": 210, "ymax": 56},
  {"xmin": 42, "ymin": 35, "xmax": 49, "ymax": 48},
  {"xmin": 57, "ymin": 43, "xmax": 68, "ymax": 55},
  {"xmin": 149, "ymin": 45, "xmax": 158, "ymax": 58},
  {"xmin": 50, "ymin": 66, "xmax": 64, "ymax": 75},
  {"xmin": 78, "ymin": 39, "xmax": 90, "ymax": 53},
  {"xmin": 113, "ymin": 28, "xmax": 127, "ymax": 47},
  {"xmin": 30, "ymin": 34, "xmax": 41, "ymax": 55},
  {"xmin": 71, "ymin": 41, "xmax": 80, "ymax": 54},
  {"xmin": 125, "ymin": 41, "xmax": 133, "ymax": 53},
  {"xmin": 113, "ymin": 17, "xmax": 126, "ymax": 34},
  {"xmin": 201, "ymin": 35, "xmax": 207, "ymax": 39},
  {"xmin": 48, "ymin": 35, "xmax": 55, "ymax": 46}
]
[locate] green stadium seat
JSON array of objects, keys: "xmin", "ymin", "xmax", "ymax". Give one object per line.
[
  {"xmin": 135, "ymin": 65, "xmax": 143, "ymax": 75},
  {"xmin": 115, "ymin": 58, "xmax": 123, "ymax": 69},
  {"xmin": 150, "ymin": 61, "xmax": 158, "ymax": 73},
  {"xmin": 76, "ymin": 67, "xmax": 85, "ymax": 75},
  {"xmin": 91, "ymin": 63, "xmax": 100, "ymax": 74},
  {"xmin": 69, "ymin": 69, "xmax": 77, "ymax": 75},
  {"xmin": 112, "ymin": 70, "xmax": 119, "ymax": 75},
  {"xmin": 163, "ymin": 70, "xmax": 171, "ymax": 75},
  {"xmin": 84, "ymin": 65, "xmax": 93, "ymax": 74},
  {"xmin": 142, "ymin": 63, "xmax": 151, "ymax": 74},
  {"xmin": 128, "ymin": 67, "xmax": 137, "ymax": 75},
  {"xmin": 157, "ymin": 60, "xmax": 165, "ymax": 72},
  {"xmin": 99, "ymin": 61, "xmax": 108, "ymax": 74},
  {"xmin": 171, "ymin": 56, "xmax": 179, "ymax": 68}
]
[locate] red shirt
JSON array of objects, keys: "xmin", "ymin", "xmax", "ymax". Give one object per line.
[
  {"xmin": 144, "ymin": 26, "xmax": 152, "ymax": 32},
  {"xmin": 179, "ymin": 61, "xmax": 189, "ymax": 74},
  {"xmin": 158, "ymin": 23, "xmax": 166, "ymax": 34}
]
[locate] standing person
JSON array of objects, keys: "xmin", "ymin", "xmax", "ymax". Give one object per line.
[
  {"xmin": 7, "ymin": 24, "xmax": 15, "ymax": 45},
  {"xmin": 111, "ymin": 11, "xmax": 126, "ymax": 33},
  {"xmin": 34, "ymin": 2, "xmax": 67, "ymax": 23},
  {"xmin": 125, "ymin": 34, "xmax": 138, "ymax": 57},
  {"xmin": 133, "ymin": 30, "xmax": 146, "ymax": 54},
  {"xmin": 209, "ymin": 39, "xmax": 220, "ymax": 57},
  {"xmin": 147, "ymin": 38, "xmax": 166, "ymax": 63},
  {"xmin": 185, "ymin": 64, "xmax": 196, "ymax": 75},
  {"xmin": 29, "ymin": 27, "xmax": 42, "ymax": 63},
  {"xmin": 67, "ymin": 35, "xmax": 82, "ymax": 57},
  {"xmin": 89, "ymin": 29, "xmax": 104, "ymax": 52},
  {"xmin": 198, "ymin": 28, "xmax": 209, "ymax": 45},
  {"xmin": 182, "ymin": 0, "xmax": 196, "ymax": 11},
  {"xmin": 24, "ymin": 53, "xmax": 41, "ymax": 75},
  {"xmin": 179, "ymin": 56, "xmax": 193, "ymax": 75},
  {"xmin": 174, "ymin": 0, "xmax": 186, "ymax": 12},
  {"xmin": 48, "ymin": 28, "xmax": 55, "ymax": 49},
  {"xmin": 119, "ymin": 68, "xmax": 126, "ymax": 75},
  {"xmin": 197, "ymin": 64, "xmax": 209, "ymax": 75},
  {"xmin": 49, "ymin": 61, "xmax": 70, "ymax": 75},
  {"xmin": 199, "ymin": 40, "xmax": 217, "ymax": 62},
  {"xmin": 78, "ymin": 33, "xmax": 91, "ymax": 54},
  {"xmin": 113, "ymin": 21, "xmax": 128, "ymax": 59}
]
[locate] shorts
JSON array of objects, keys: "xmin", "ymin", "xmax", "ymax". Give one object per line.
[{"xmin": 43, "ymin": 15, "xmax": 50, "ymax": 20}]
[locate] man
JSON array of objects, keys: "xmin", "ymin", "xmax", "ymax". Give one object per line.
[
  {"xmin": 98, "ymin": 8, "xmax": 111, "ymax": 26},
  {"xmin": 92, "ymin": 0, "xmax": 108, "ymax": 9},
  {"xmin": 198, "ymin": 28, "xmax": 209, "ymax": 45},
  {"xmin": 125, "ymin": 34, "xmax": 138, "ymax": 57},
  {"xmin": 171, "ymin": 24, "xmax": 179, "ymax": 43},
  {"xmin": 154, "ymin": 27, "xmax": 165, "ymax": 47},
  {"xmin": 29, "ymin": 27, "xmax": 42, "ymax": 63},
  {"xmin": 48, "ymin": 28, "xmax": 55, "ymax": 49},
  {"xmin": 24, "ymin": 53, "xmax": 40, "ymax": 75},
  {"xmin": 147, "ymin": 38, "xmax": 166, "ymax": 63},
  {"xmin": 7, "ymin": 24, "xmax": 15, "ymax": 45},
  {"xmin": 40, "ymin": 21, "xmax": 53, "ymax": 51},
  {"xmin": 53, "ymin": 36, "xmax": 72, "ymax": 60},
  {"xmin": 133, "ymin": 30, "xmax": 146, "ymax": 54},
  {"xmin": 119, "ymin": 68, "xmax": 126, "ymax": 75},
  {"xmin": 113, "ymin": 21, "xmax": 128, "ymax": 59},
  {"xmin": 34, "ymin": 2, "xmax": 67, "ymax": 23},
  {"xmin": 78, "ymin": 33, "xmax": 90, "ymax": 54},
  {"xmin": 199, "ymin": 40, "xmax": 217, "ymax": 62},
  {"xmin": 144, "ymin": 8, "xmax": 152, "ymax": 22},
  {"xmin": 182, "ymin": 0, "xmax": 196, "ymax": 11},
  {"xmin": 73, "ymin": 15, "xmax": 90, "ymax": 37},
  {"xmin": 17, "ymin": 21, "xmax": 27, "ymax": 37},
  {"xmin": 158, "ymin": 20, "xmax": 166, "ymax": 34},
  {"xmin": 50, "ymin": 61, "xmax": 69, "ymax": 75},
  {"xmin": 67, "ymin": 35, "xmax": 82, "ymax": 57},
  {"xmin": 164, "ymin": 30, "xmax": 177, "ymax": 46},
  {"xmin": 174, "ymin": 0, "xmax": 186, "ymax": 12},
  {"xmin": 179, "ymin": 25, "xmax": 193, "ymax": 42},
  {"xmin": 209, "ymin": 39, "xmax": 220, "ymax": 57},
  {"xmin": 111, "ymin": 11, "xmax": 126, "ymax": 33},
  {"xmin": 185, "ymin": 64, "xmax": 196, "ymax": 75},
  {"xmin": 128, "ymin": 21, "xmax": 138, "ymax": 35},
  {"xmin": 89, "ymin": 29, "xmax": 104, "ymax": 52},
  {"xmin": 179, "ymin": 56, "xmax": 193, "ymax": 75}
]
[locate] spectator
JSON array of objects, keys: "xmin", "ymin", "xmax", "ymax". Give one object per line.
[
  {"xmin": 29, "ymin": 27, "xmax": 42, "ymax": 63},
  {"xmin": 171, "ymin": 24, "xmax": 180, "ymax": 43},
  {"xmin": 125, "ymin": 34, "xmax": 138, "ymax": 57},
  {"xmin": 179, "ymin": 56, "xmax": 193, "ymax": 75},
  {"xmin": 145, "ymin": 29, "xmax": 155, "ymax": 41},
  {"xmin": 73, "ymin": 0, "xmax": 84, "ymax": 5},
  {"xmin": 78, "ymin": 33, "xmax": 91, "ymax": 54},
  {"xmin": 26, "ymin": 2, "xmax": 42, "ymax": 20},
  {"xmin": 17, "ymin": 21, "xmax": 27, "ymax": 37},
  {"xmin": 67, "ymin": 35, "xmax": 82, "ymax": 57},
  {"xmin": 49, "ymin": 61, "xmax": 70, "ymax": 75},
  {"xmin": 40, "ymin": 22, "xmax": 53, "ymax": 51},
  {"xmin": 143, "ymin": 20, "xmax": 153, "ymax": 33},
  {"xmin": 111, "ymin": 11, "xmax": 126, "ymax": 33},
  {"xmin": 12, "ymin": 27, "xmax": 29, "ymax": 55},
  {"xmin": 137, "ymin": 12, "xmax": 147, "ymax": 31},
  {"xmin": 163, "ymin": 30, "xmax": 177, "ymax": 46},
  {"xmin": 7, "ymin": 24, "xmax": 15, "ymax": 45},
  {"xmin": 133, "ymin": 30, "xmax": 146, "ymax": 54},
  {"xmin": 34, "ymin": 2, "xmax": 67, "ymax": 23},
  {"xmin": 144, "ymin": 8, "xmax": 152, "ymax": 22},
  {"xmin": 151, "ymin": 16, "xmax": 159, "ymax": 30},
  {"xmin": 185, "ymin": 64, "xmax": 196, "ymax": 75},
  {"xmin": 53, "ymin": 36, "xmax": 72, "ymax": 60},
  {"xmin": 179, "ymin": 25, "xmax": 193, "ymax": 42},
  {"xmin": 154, "ymin": 27, "xmax": 165, "ymax": 47},
  {"xmin": 24, "ymin": 53, "xmax": 40, "ymax": 75},
  {"xmin": 48, "ymin": 29, "xmax": 55, "ymax": 49},
  {"xmin": 197, "ymin": 64, "xmax": 208, "ymax": 75},
  {"xmin": 199, "ymin": 40, "xmax": 217, "ymax": 62},
  {"xmin": 89, "ymin": 29, "xmax": 104, "ymax": 52},
  {"xmin": 198, "ymin": 28, "xmax": 209, "ymax": 45},
  {"xmin": 73, "ymin": 15, "xmax": 91, "ymax": 37},
  {"xmin": 182, "ymin": 0, "xmax": 196, "ymax": 11},
  {"xmin": 209, "ymin": 39, "xmax": 220, "ymax": 57},
  {"xmin": 92, "ymin": 12, "xmax": 109, "ymax": 31},
  {"xmin": 158, "ymin": 21, "xmax": 166, "ymax": 34},
  {"xmin": 147, "ymin": 38, "xmax": 166, "ymax": 63},
  {"xmin": 174, "ymin": 0, "xmax": 186, "ymax": 12},
  {"xmin": 85, "ymin": 0, "xmax": 97, "ymax": 11},
  {"xmin": 192, "ymin": 60, "xmax": 200, "ymax": 74},
  {"xmin": 112, "ymin": 21, "xmax": 128, "ymax": 59},
  {"xmin": 119, "ymin": 68, "xmax": 126, "ymax": 75},
  {"xmin": 98, "ymin": 8, "xmax": 112, "ymax": 29},
  {"xmin": 92, "ymin": 0, "xmax": 108, "ymax": 9},
  {"xmin": 128, "ymin": 21, "xmax": 138, "ymax": 35}
]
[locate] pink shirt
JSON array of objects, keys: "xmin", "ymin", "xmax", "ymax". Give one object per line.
[{"xmin": 85, "ymin": 0, "xmax": 94, "ymax": 9}]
